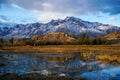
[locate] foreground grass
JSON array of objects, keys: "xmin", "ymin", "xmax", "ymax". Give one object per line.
[
  {"xmin": 0, "ymin": 45, "xmax": 120, "ymax": 53},
  {"xmin": 96, "ymin": 52, "xmax": 120, "ymax": 65}
]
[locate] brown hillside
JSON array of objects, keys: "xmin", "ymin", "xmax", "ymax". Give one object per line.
[
  {"xmin": 103, "ymin": 32, "xmax": 120, "ymax": 40},
  {"xmin": 31, "ymin": 32, "xmax": 76, "ymax": 44}
]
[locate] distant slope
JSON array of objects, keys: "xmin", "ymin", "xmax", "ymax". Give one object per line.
[
  {"xmin": 103, "ymin": 32, "xmax": 120, "ymax": 44},
  {"xmin": 103, "ymin": 32, "xmax": 120, "ymax": 40}
]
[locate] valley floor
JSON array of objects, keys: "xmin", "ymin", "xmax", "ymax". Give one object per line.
[{"xmin": 0, "ymin": 45, "xmax": 120, "ymax": 53}]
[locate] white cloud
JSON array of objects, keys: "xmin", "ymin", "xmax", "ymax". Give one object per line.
[
  {"xmin": 2, "ymin": 0, "xmax": 120, "ymax": 15},
  {"xmin": 33, "ymin": 10, "xmax": 74, "ymax": 23},
  {"xmin": 11, "ymin": 4, "xmax": 23, "ymax": 9},
  {"xmin": 118, "ymin": 25, "xmax": 120, "ymax": 27},
  {"xmin": 109, "ymin": 16, "xmax": 117, "ymax": 21},
  {"xmin": 0, "ymin": 18, "xmax": 12, "ymax": 23},
  {"xmin": 42, "ymin": 2, "xmax": 54, "ymax": 11}
]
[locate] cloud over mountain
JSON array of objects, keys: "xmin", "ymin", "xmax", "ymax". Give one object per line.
[
  {"xmin": 1, "ymin": 0, "xmax": 120, "ymax": 15},
  {"xmin": 0, "ymin": 0, "xmax": 120, "ymax": 25}
]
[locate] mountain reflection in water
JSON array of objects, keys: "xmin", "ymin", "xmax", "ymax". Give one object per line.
[{"xmin": 0, "ymin": 52, "xmax": 120, "ymax": 80}]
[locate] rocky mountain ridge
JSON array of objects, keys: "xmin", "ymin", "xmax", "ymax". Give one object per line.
[{"xmin": 0, "ymin": 16, "xmax": 120, "ymax": 39}]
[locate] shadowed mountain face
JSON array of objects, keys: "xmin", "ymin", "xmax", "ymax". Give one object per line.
[{"xmin": 0, "ymin": 16, "xmax": 120, "ymax": 39}]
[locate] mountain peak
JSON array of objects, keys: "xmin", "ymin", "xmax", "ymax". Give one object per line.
[{"xmin": 65, "ymin": 16, "xmax": 82, "ymax": 21}]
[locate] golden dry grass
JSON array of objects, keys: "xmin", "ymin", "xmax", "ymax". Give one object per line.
[
  {"xmin": 0, "ymin": 45, "xmax": 120, "ymax": 53},
  {"xmin": 96, "ymin": 51, "xmax": 120, "ymax": 64}
]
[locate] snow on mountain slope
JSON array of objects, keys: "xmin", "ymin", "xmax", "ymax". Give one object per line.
[{"xmin": 0, "ymin": 16, "xmax": 120, "ymax": 39}]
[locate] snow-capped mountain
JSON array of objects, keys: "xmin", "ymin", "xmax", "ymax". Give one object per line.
[{"xmin": 0, "ymin": 16, "xmax": 120, "ymax": 39}]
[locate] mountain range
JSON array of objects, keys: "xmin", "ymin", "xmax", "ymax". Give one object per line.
[{"xmin": 0, "ymin": 16, "xmax": 120, "ymax": 39}]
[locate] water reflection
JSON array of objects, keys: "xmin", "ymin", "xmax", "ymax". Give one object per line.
[{"xmin": 0, "ymin": 52, "xmax": 120, "ymax": 80}]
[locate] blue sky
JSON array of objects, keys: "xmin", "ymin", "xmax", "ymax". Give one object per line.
[{"xmin": 0, "ymin": 0, "xmax": 120, "ymax": 26}]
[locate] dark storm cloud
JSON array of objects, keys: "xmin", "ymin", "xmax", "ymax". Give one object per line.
[
  {"xmin": 2, "ymin": 0, "xmax": 120, "ymax": 15},
  {"xmin": 0, "ymin": 0, "xmax": 11, "ymax": 7},
  {"xmin": 10, "ymin": 0, "xmax": 93, "ymax": 13},
  {"xmin": 90, "ymin": 0, "xmax": 120, "ymax": 15},
  {"xmin": 10, "ymin": 0, "xmax": 45, "ymax": 10},
  {"xmin": 0, "ymin": 0, "xmax": 8, "ymax": 4}
]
